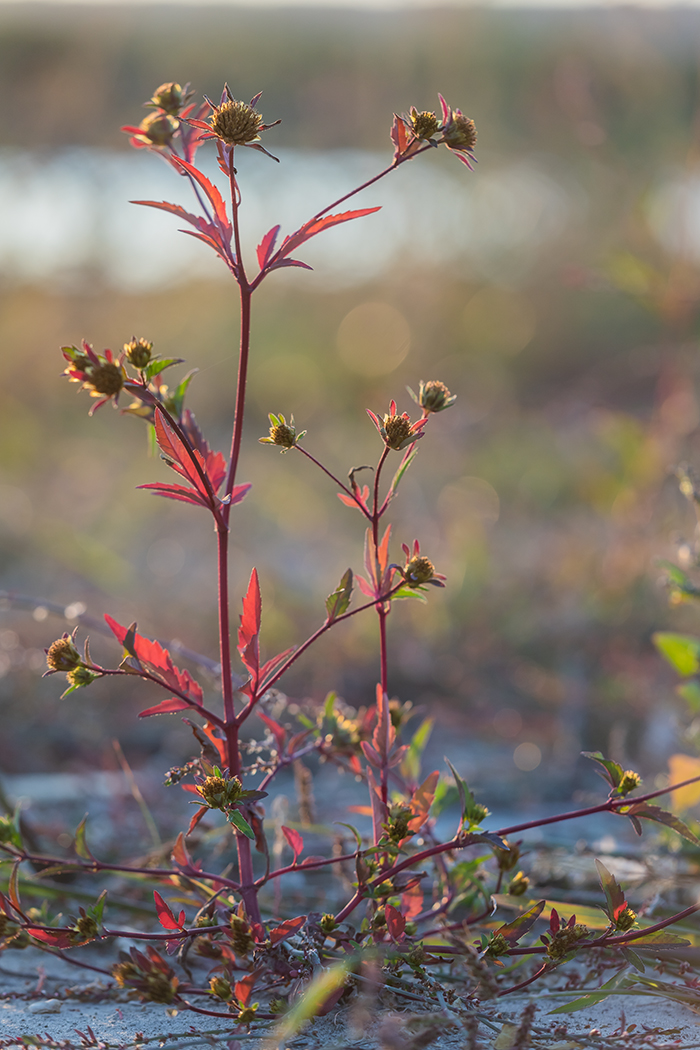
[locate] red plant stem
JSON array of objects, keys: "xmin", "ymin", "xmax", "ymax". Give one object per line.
[
  {"xmin": 372, "ymin": 447, "xmax": 390, "ymax": 548},
  {"xmin": 309, "ymin": 147, "xmax": 434, "ymax": 224},
  {"xmin": 256, "ymin": 850, "xmax": 360, "ymax": 887},
  {"xmin": 295, "ymin": 445, "xmax": 372, "ymax": 520},
  {"xmin": 223, "ymin": 279, "xmax": 252, "ymax": 507},
  {"xmin": 497, "ymin": 962, "xmax": 551, "ymax": 997},
  {"xmin": 236, "ymin": 582, "xmax": 406, "ymax": 722},
  {"xmin": 217, "ymin": 525, "xmax": 237, "ymax": 740},
  {"xmin": 378, "ymin": 607, "xmax": 389, "ymax": 701}
]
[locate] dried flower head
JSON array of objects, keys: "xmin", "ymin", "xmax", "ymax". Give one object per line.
[
  {"xmin": 135, "ymin": 112, "xmax": 179, "ymax": 148},
  {"xmin": 408, "ymin": 379, "xmax": 457, "ymax": 414},
  {"xmin": 409, "ymin": 108, "xmax": 441, "ymax": 141},
  {"xmin": 438, "ymin": 95, "xmax": 477, "ymax": 168},
  {"xmin": 124, "ymin": 337, "xmax": 153, "ymax": 370},
  {"xmin": 401, "ymin": 541, "xmax": 446, "ymax": 589},
  {"xmin": 45, "ymin": 632, "xmax": 82, "ymax": 673},
  {"xmin": 185, "ymin": 86, "xmax": 281, "ymax": 161},
  {"xmin": 147, "ymin": 82, "xmax": 191, "ymax": 116},
  {"xmin": 61, "ymin": 342, "xmax": 127, "ymax": 414},
  {"xmin": 259, "ymin": 413, "xmax": 305, "ymax": 452},
  {"xmin": 367, "ymin": 400, "xmax": 428, "ymax": 451}
]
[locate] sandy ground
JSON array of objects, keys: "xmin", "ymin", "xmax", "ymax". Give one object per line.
[{"xmin": 1, "ymin": 949, "xmax": 699, "ymax": 1049}]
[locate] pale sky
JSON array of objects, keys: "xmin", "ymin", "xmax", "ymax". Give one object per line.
[{"xmin": 2, "ymin": 0, "xmax": 697, "ymax": 7}]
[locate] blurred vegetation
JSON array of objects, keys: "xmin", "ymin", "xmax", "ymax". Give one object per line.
[{"xmin": 2, "ymin": 3, "xmax": 700, "ymax": 796}]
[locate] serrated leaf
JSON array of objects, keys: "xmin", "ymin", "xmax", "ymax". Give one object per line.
[
  {"xmin": 621, "ymin": 802, "xmax": 700, "ymax": 845},
  {"xmin": 105, "ymin": 614, "xmax": 203, "ymax": 707},
  {"xmin": 582, "ymin": 750, "xmax": 623, "ymax": 789},
  {"xmin": 141, "ymin": 358, "xmax": 184, "ymax": 383},
  {"xmin": 238, "ymin": 569, "xmax": 261, "ymax": 681},
  {"xmin": 595, "ymin": 859, "xmax": 626, "ymax": 924},
  {"xmin": 227, "ymin": 809, "xmax": 255, "ymax": 840},
  {"xmin": 620, "ymin": 946, "xmax": 645, "ymax": 972},
  {"xmin": 627, "ymin": 930, "xmax": 690, "ymax": 948},
  {"xmin": 652, "ymin": 631, "xmax": 700, "ymax": 677},
  {"xmin": 391, "ymin": 586, "xmax": 428, "ymax": 603},
  {"xmin": 270, "ymin": 915, "xmax": 306, "ymax": 946},
  {"xmin": 154, "ymin": 891, "xmax": 185, "ymax": 931},
  {"xmin": 139, "ymin": 697, "xmax": 192, "ymax": 718},
  {"xmin": 385, "ymin": 903, "xmax": 406, "ymax": 940},
  {"xmin": 495, "ymin": 899, "xmax": 546, "ymax": 946},
  {"xmin": 325, "ymin": 569, "xmax": 353, "ymax": 623},
  {"xmin": 334, "ymin": 821, "xmax": 362, "ymax": 850}
]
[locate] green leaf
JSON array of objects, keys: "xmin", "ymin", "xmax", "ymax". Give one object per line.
[
  {"xmin": 652, "ymin": 632, "xmax": 700, "ymax": 677},
  {"xmin": 391, "ymin": 586, "xmax": 428, "ymax": 603},
  {"xmin": 325, "ymin": 569, "xmax": 353, "ymax": 623},
  {"xmin": 170, "ymin": 369, "xmax": 198, "ymax": 418},
  {"xmin": 582, "ymin": 751, "xmax": 623, "ymax": 789},
  {"xmin": 401, "ymin": 717, "xmax": 434, "ymax": 783},
  {"xmin": 227, "ymin": 809, "xmax": 255, "ymax": 840},
  {"xmin": 548, "ymin": 970, "xmax": 633, "ymax": 1014},
  {"xmin": 677, "ymin": 679, "xmax": 700, "ymax": 714},
  {"xmin": 495, "ymin": 900, "xmax": 546, "ymax": 946},
  {"xmin": 388, "ymin": 450, "xmax": 417, "ymax": 497},
  {"xmin": 141, "ymin": 357, "xmax": 184, "ymax": 383},
  {"xmin": 627, "ymin": 930, "xmax": 690, "ymax": 948},
  {"xmin": 334, "ymin": 822, "xmax": 362, "ymax": 850},
  {"xmin": 595, "ymin": 858, "xmax": 626, "ymax": 924},
  {"xmin": 621, "ymin": 802, "xmax": 700, "ymax": 846},
  {"xmin": 87, "ymin": 889, "xmax": 108, "ymax": 926},
  {"xmin": 620, "ymin": 946, "xmax": 645, "ymax": 972},
  {"xmin": 74, "ymin": 816, "xmax": 94, "ymax": 860}
]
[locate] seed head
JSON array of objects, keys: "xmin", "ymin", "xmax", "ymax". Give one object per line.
[
  {"xmin": 88, "ymin": 362, "xmax": 124, "ymax": 397},
  {"xmin": 229, "ymin": 914, "xmax": 255, "ymax": 955},
  {"xmin": 410, "ymin": 108, "xmax": 441, "ymax": 140},
  {"xmin": 409, "ymin": 379, "xmax": 457, "ymax": 414},
  {"xmin": 71, "ymin": 914, "xmax": 99, "ymax": 944},
  {"xmin": 384, "ymin": 414, "xmax": 413, "ymax": 450},
  {"xmin": 614, "ymin": 905, "xmax": 638, "ymax": 932},
  {"xmin": 46, "ymin": 634, "xmax": 82, "ymax": 673},
  {"xmin": 199, "ymin": 774, "xmax": 242, "ymax": 809},
  {"xmin": 124, "ymin": 337, "xmax": 153, "ymax": 370},
  {"xmin": 209, "ymin": 976, "xmax": 233, "ymax": 1001},
  {"xmin": 259, "ymin": 413, "xmax": 305, "ymax": 452},
  {"xmin": 66, "ymin": 666, "xmax": 99, "ymax": 689},
  {"xmin": 210, "ymin": 99, "xmax": 264, "ymax": 145},
  {"xmin": 137, "ymin": 112, "xmax": 179, "ymax": 147},
  {"xmin": 404, "ymin": 555, "xmax": 436, "ymax": 588},
  {"xmin": 443, "ymin": 113, "xmax": 477, "ymax": 153},
  {"xmin": 484, "ymin": 932, "xmax": 510, "ymax": 958},
  {"xmin": 149, "ymin": 83, "xmax": 189, "ymax": 115},
  {"xmin": 319, "ymin": 914, "xmax": 337, "ymax": 933}
]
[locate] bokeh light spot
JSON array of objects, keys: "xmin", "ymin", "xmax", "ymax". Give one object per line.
[{"xmin": 336, "ymin": 302, "xmax": 410, "ymax": 376}]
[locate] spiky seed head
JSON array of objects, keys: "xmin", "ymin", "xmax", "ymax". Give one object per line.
[
  {"xmin": 210, "ymin": 100, "xmax": 263, "ymax": 145},
  {"xmin": 229, "ymin": 914, "xmax": 255, "ymax": 955},
  {"xmin": 443, "ymin": 114, "xmax": 477, "ymax": 152},
  {"xmin": 209, "ymin": 976, "xmax": 233, "ymax": 1001},
  {"xmin": 614, "ymin": 905, "xmax": 638, "ymax": 932},
  {"xmin": 383, "ymin": 414, "xmax": 412, "ymax": 450},
  {"xmin": 405, "ymin": 555, "xmax": 436, "ymax": 587},
  {"xmin": 138, "ymin": 112, "xmax": 179, "ymax": 147},
  {"xmin": 46, "ymin": 635, "xmax": 82, "ymax": 672},
  {"xmin": 546, "ymin": 924, "xmax": 589, "ymax": 961},
  {"xmin": 124, "ymin": 337, "xmax": 153, "ymax": 369},
  {"xmin": 410, "ymin": 109, "xmax": 440, "ymax": 140},
  {"xmin": 149, "ymin": 83, "xmax": 187, "ymax": 115},
  {"xmin": 66, "ymin": 666, "xmax": 99, "ymax": 688},
  {"xmin": 418, "ymin": 380, "xmax": 455, "ymax": 413},
  {"xmin": 88, "ymin": 362, "xmax": 124, "ymax": 397}
]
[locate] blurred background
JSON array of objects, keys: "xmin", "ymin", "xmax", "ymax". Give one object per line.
[{"xmin": 2, "ymin": 0, "xmax": 700, "ymax": 812}]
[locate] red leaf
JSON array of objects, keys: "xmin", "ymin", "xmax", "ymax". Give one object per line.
[
  {"xmin": 277, "ymin": 208, "xmax": 381, "ymax": 263},
  {"xmin": 171, "ymin": 832, "xmax": 192, "ymax": 868},
  {"xmin": 257, "ymin": 710, "xmax": 286, "ymax": 753},
  {"xmin": 259, "ymin": 646, "xmax": 296, "ymax": 686},
  {"xmin": 361, "ymin": 741, "xmax": 382, "ymax": 768},
  {"xmin": 187, "ymin": 805, "xmax": 208, "ymax": 836},
  {"xmin": 230, "ymin": 482, "xmax": 252, "ymax": 506},
  {"xmin": 385, "ymin": 904, "xmax": 406, "ymax": 941},
  {"xmin": 154, "ymin": 891, "xmax": 185, "ymax": 931},
  {"xmin": 234, "ymin": 971, "xmax": 258, "ymax": 1007},
  {"xmin": 238, "ymin": 569, "xmax": 261, "ymax": 679},
  {"xmin": 401, "ymin": 882, "xmax": 424, "ymax": 921},
  {"xmin": 269, "ymin": 915, "xmax": 306, "ymax": 946},
  {"xmin": 256, "ymin": 224, "xmax": 281, "ymax": 270},
  {"xmin": 138, "ymin": 482, "xmax": 208, "ymax": 509},
  {"xmin": 154, "ymin": 409, "xmax": 212, "ymax": 504},
  {"xmin": 28, "ymin": 928, "xmax": 74, "ymax": 949},
  {"xmin": 408, "ymin": 771, "xmax": 440, "ymax": 833},
  {"xmin": 105, "ymin": 614, "xmax": 203, "ymax": 706},
  {"xmin": 281, "ymin": 825, "xmax": 303, "ymax": 862},
  {"xmin": 170, "ymin": 156, "xmax": 232, "ymax": 236},
  {"xmin": 139, "ymin": 697, "xmax": 192, "ymax": 718}
]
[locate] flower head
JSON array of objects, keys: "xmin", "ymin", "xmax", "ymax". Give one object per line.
[
  {"xmin": 123, "ymin": 337, "xmax": 153, "ymax": 370},
  {"xmin": 129, "ymin": 112, "xmax": 180, "ymax": 149},
  {"xmin": 401, "ymin": 540, "xmax": 446, "ymax": 589},
  {"xmin": 394, "ymin": 95, "xmax": 477, "ymax": 170},
  {"xmin": 61, "ymin": 341, "xmax": 126, "ymax": 414},
  {"xmin": 367, "ymin": 400, "xmax": 428, "ymax": 451},
  {"xmin": 259, "ymin": 413, "xmax": 305, "ymax": 452},
  {"xmin": 185, "ymin": 86, "xmax": 281, "ymax": 161},
  {"xmin": 45, "ymin": 631, "xmax": 82, "ymax": 673},
  {"xmin": 407, "ymin": 379, "xmax": 456, "ymax": 414},
  {"xmin": 146, "ymin": 82, "xmax": 192, "ymax": 116}
]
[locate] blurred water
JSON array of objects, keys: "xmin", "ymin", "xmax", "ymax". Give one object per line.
[{"xmin": 0, "ymin": 146, "xmax": 576, "ymax": 291}]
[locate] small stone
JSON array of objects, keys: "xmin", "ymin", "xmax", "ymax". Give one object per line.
[{"xmin": 28, "ymin": 999, "xmax": 62, "ymax": 1014}]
